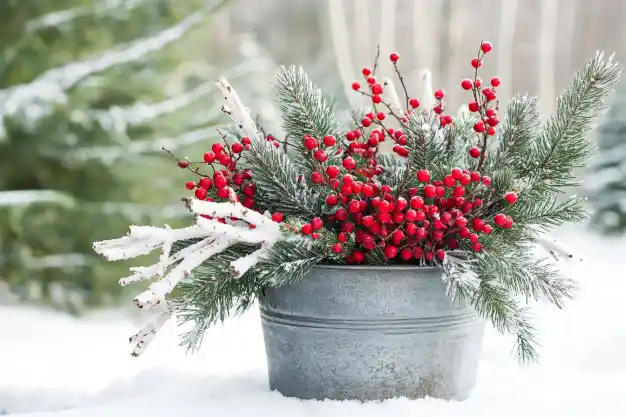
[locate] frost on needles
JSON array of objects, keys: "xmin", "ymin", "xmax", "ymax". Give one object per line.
[{"xmin": 93, "ymin": 42, "xmax": 622, "ymax": 363}]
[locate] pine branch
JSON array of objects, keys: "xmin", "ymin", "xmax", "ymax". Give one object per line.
[
  {"xmin": 242, "ymin": 137, "xmax": 322, "ymax": 216},
  {"xmin": 275, "ymin": 66, "xmax": 343, "ymax": 173},
  {"xmin": 508, "ymin": 194, "xmax": 590, "ymax": 233},
  {"xmin": 529, "ymin": 52, "xmax": 622, "ymax": 190}
]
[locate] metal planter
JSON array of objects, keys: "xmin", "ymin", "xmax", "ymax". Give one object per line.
[{"xmin": 259, "ymin": 264, "xmax": 485, "ymax": 401}]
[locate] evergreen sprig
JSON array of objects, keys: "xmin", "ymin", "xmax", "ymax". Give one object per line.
[{"xmin": 275, "ymin": 66, "xmax": 343, "ymax": 173}]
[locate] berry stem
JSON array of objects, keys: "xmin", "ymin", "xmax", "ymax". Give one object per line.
[
  {"xmin": 372, "ymin": 44, "xmax": 381, "ymax": 76},
  {"xmin": 162, "ymin": 146, "xmax": 215, "ymax": 178},
  {"xmin": 392, "ymin": 61, "xmax": 411, "ymax": 111}
]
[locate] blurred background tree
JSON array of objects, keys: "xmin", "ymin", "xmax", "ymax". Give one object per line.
[
  {"xmin": 0, "ymin": 0, "xmax": 233, "ymax": 312},
  {"xmin": 586, "ymin": 81, "xmax": 626, "ymax": 235}
]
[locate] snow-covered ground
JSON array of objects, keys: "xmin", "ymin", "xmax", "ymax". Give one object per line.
[{"xmin": 2, "ymin": 229, "xmax": 626, "ymax": 417}]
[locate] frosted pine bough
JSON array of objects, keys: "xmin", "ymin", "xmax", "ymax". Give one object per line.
[{"xmin": 94, "ymin": 41, "xmax": 621, "ymax": 362}]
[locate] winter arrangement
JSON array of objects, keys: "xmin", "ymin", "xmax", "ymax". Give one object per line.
[{"xmin": 94, "ymin": 41, "xmax": 621, "ymax": 401}]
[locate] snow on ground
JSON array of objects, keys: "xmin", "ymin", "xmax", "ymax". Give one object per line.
[{"xmin": 1, "ymin": 229, "xmax": 626, "ymax": 417}]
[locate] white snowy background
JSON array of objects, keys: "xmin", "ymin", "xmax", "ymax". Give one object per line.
[{"xmin": 1, "ymin": 227, "xmax": 625, "ymax": 417}]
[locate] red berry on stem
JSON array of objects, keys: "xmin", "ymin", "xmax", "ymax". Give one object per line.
[
  {"xmin": 312, "ymin": 171, "xmax": 324, "ymax": 184},
  {"xmin": 491, "ymin": 77, "xmax": 501, "ymax": 87},
  {"xmin": 311, "ymin": 217, "xmax": 323, "ymax": 230},
  {"xmin": 232, "ymin": 143, "xmax": 243, "ymax": 153},
  {"xmin": 352, "ymin": 82, "xmax": 361, "ymax": 90},
  {"xmin": 301, "ymin": 224, "xmax": 313, "ymax": 235},
  {"xmin": 343, "ymin": 157, "xmax": 356, "ymax": 170},
  {"xmin": 410, "ymin": 196, "xmax": 425, "ymax": 209},
  {"xmin": 271, "ymin": 212, "xmax": 284, "ymax": 223},
  {"xmin": 401, "ymin": 248, "xmax": 413, "ymax": 261},
  {"xmin": 323, "ymin": 135, "xmax": 336, "ymax": 146},
  {"xmin": 471, "ymin": 58, "xmax": 482, "ymax": 68},
  {"xmin": 481, "ymin": 41, "xmax": 493, "ymax": 53},
  {"xmin": 409, "ymin": 97, "xmax": 420, "ymax": 108},
  {"xmin": 469, "ymin": 146, "xmax": 481, "ymax": 158},
  {"xmin": 505, "ymin": 192, "xmax": 518, "ymax": 204},
  {"xmin": 390, "ymin": 52, "xmax": 400, "ymax": 63},
  {"xmin": 434, "ymin": 89, "xmax": 445, "ymax": 100},
  {"xmin": 488, "ymin": 127, "xmax": 497, "ymax": 136},
  {"xmin": 482, "ymin": 176, "xmax": 492, "ymax": 186},
  {"xmin": 204, "ymin": 152, "xmax": 216, "ymax": 163},
  {"xmin": 185, "ymin": 181, "xmax": 195, "ymax": 190},
  {"xmin": 362, "ymin": 117, "xmax": 372, "ymax": 127},
  {"xmin": 332, "ymin": 243, "xmax": 342, "ymax": 253},
  {"xmin": 194, "ymin": 188, "xmax": 207, "ymax": 200},
  {"xmin": 371, "ymin": 83, "xmax": 383, "ymax": 95},
  {"xmin": 482, "ymin": 224, "xmax": 493, "ymax": 234},
  {"xmin": 461, "ymin": 78, "xmax": 473, "ymax": 90},
  {"xmin": 494, "ymin": 213, "xmax": 507, "ymax": 227},
  {"xmin": 468, "ymin": 101, "xmax": 479, "ymax": 112},
  {"xmin": 474, "ymin": 78, "xmax": 482, "ymax": 88},
  {"xmin": 377, "ymin": 111, "xmax": 386, "ymax": 121},
  {"xmin": 417, "ymin": 169, "xmax": 431, "ymax": 182},
  {"xmin": 362, "ymin": 67, "xmax": 371, "ymax": 76},
  {"xmin": 304, "ymin": 136, "xmax": 318, "ymax": 150},
  {"xmin": 424, "ymin": 184, "xmax": 436, "ymax": 198},
  {"xmin": 326, "ymin": 194, "xmax": 338, "ymax": 205},
  {"xmin": 367, "ymin": 76, "xmax": 376, "ymax": 85},
  {"xmin": 436, "ymin": 249, "xmax": 446, "ymax": 261},
  {"xmin": 384, "ymin": 244, "xmax": 398, "ymax": 259},
  {"xmin": 314, "ymin": 149, "xmax": 328, "ymax": 162},
  {"xmin": 472, "ymin": 242, "xmax": 483, "ymax": 252},
  {"xmin": 178, "ymin": 160, "xmax": 189, "ymax": 169},
  {"xmin": 198, "ymin": 177, "xmax": 212, "ymax": 189},
  {"xmin": 474, "ymin": 120, "xmax": 486, "ymax": 133}
]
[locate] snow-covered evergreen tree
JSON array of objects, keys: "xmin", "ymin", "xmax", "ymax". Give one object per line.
[
  {"xmin": 587, "ymin": 82, "xmax": 626, "ymax": 234},
  {"xmin": 0, "ymin": 0, "xmax": 228, "ymax": 310}
]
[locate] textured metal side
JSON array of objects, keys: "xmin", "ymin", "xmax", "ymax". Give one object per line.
[{"xmin": 259, "ymin": 265, "xmax": 485, "ymax": 401}]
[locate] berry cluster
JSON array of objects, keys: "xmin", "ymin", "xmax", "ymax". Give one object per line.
[{"xmin": 170, "ymin": 40, "xmax": 519, "ymax": 265}]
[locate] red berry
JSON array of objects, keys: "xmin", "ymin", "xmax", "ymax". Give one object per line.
[
  {"xmin": 460, "ymin": 174, "xmax": 471, "ymax": 186},
  {"xmin": 326, "ymin": 194, "xmax": 338, "ymax": 206},
  {"xmin": 443, "ymin": 175, "xmax": 455, "ymax": 187},
  {"xmin": 204, "ymin": 152, "xmax": 216, "ymax": 163},
  {"xmin": 461, "ymin": 78, "xmax": 473, "ymax": 90},
  {"xmin": 311, "ymin": 233, "xmax": 321, "ymax": 240},
  {"xmin": 311, "ymin": 217, "xmax": 323, "ymax": 230},
  {"xmin": 352, "ymin": 81, "xmax": 361, "ymax": 90},
  {"xmin": 425, "ymin": 251, "xmax": 435, "ymax": 261},
  {"xmin": 487, "ymin": 116, "xmax": 499, "ymax": 127},
  {"xmin": 468, "ymin": 101, "xmax": 479, "ymax": 112},
  {"xmin": 390, "ymin": 52, "xmax": 400, "ymax": 63},
  {"xmin": 434, "ymin": 89, "xmax": 445, "ymax": 100},
  {"xmin": 482, "ymin": 224, "xmax": 493, "ymax": 234},
  {"xmin": 451, "ymin": 167, "xmax": 463, "ymax": 180},
  {"xmin": 400, "ymin": 248, "xmax": 413, "ymax": 261},
  {"xmin": 412, "ymin": 247, "xmax": 423, "ymax": 259},
  {"xmin": 471, "ymin": 171, "xmax": 482, "ymax": 182},
  {"xmin": 194, "ymin": 188, "xmax": 207, "ymax": 200},
  {"xmin": 178, "ymin": 160, "xmax": 189, "ymax": 169},
  {"xmin": 214, "ymin": 175, "xmax": 228, "ymax": 189},
  {"xmin": 424, "ymin": 184, "xmax": 436, "ymax": 198},
  {"xmin": 474, "ymin": 78, "xmax": 482, "ymax": 88},
  {"xmin": 494, "ymin": 213, "xmax": 507, "ymax": 227},
  {"xmin": 488, "ymin": 127, "xmax": 497, "ymax": 136},
  {"xmin": 371, "ymin": 83, "xmax": 383, "ymax": 95},
  {"xmin": 335, "ymin": 208, "xmax": 348, "ymax": 221},
  {"xmin": 367, "ymin": 76, "xmax": 376, "ymax": 85},
  {"xmin": 417, "ymin": 169, "xmax": 431, "ymax": 182},
  {"xmin": 486, "ymin": 108, "xmax": 497, "ymax": 117},
  {"xmin": 472, "ymin": 242, "xmax": 483, "ymax": 252},
  {"xmin": 384, "ymin": 244, "xmax": 398, "ymax": 259},
  {"xmin": 453, "ymin": 186, "xmax": 465, "ymax": 197},
  {"xmin": 304, "ymin": 136, "xmax": 318, "ymax": 150},
  {"xmin": 471, "ymin": 58, "xmax": 482, "ymax": 68},
  {"xmin": 343, "ymin": 157, "xmax": 356, "ymax": 170},
  {"xmin": 232, "ymin": 143, "xmax": 244, "ymax": 153},
  {"xmin": 241, "ymin": 136, "xmax": 251, "ymax": 145},
  {"xmin": 474, "ymin": 120, "xmax": 486, "ymax": 133},
  {"xmin": 198, "ymin": 177, "xmax": 212, "ymax": 190},
  {"xmin": 409, "ymin": 97, "xmax": 420, "ymax": 108},
  {"xmin": 323, "ymin": 135, "xmax": 337, "ymax": 146},
  {"xmin": 504, "ymin": 216, "xmax": 514, "ymax": 229},
  {"xmin": 271, "ymin": 212, "xmax": 284, "ymax": 223},
  {"xmin": 243, "ymin": 183, "xmax": 256, "ymax": 197},
  {"xmin": 436, "ymin": 249, "xmax": 446, "ymax": 261},
  {"xmin": 301, "ymin": 224, "xmax": 313, "ymax": 235},
  {"xmin": 312, "ymin": 171, "xmax": 324, "ymax": 184},
  {"xmin": 469, "ymin": 147, "xmax": 481, "ymax": 158},
  {"xmin": 481, "ymin": 41, "xmax": 493, "ymax": 53},
  {"xmin": 313, "ymin": 149, "xmax": 328, "ymax": 162},
  {"xmin": 362, "ymin": 67, "xmax": 372, "ymax": 76},
  {"xmin": 491, "ymin": 77, "xmax": 501, "ymax": 87},
  {"xmin": 410, "ymin": 196, "xmax": 425, "ymax": 209},
  {"xmin": 185, "ymin": 181, "xmax": 195, "ymax": 190},
  {"xmin": 505, "ymin": 192, "xmax": 518, "ymax": 204},
  {"xmin": 362, "ymin": 117, "xmax": 372, "ymax": 127},
  {"xmin": 377, "ymin": 111, "xmax": 386, "ymax": 121},
  {"xmin": 217, "ymin": 188, "xmax": 229, "ymax": 199},
  {"xmin": 482, "ymin": 176, "xmax": 492, "ymax": 186},
  {"xmin": 212, "ymin": 142, "xmax": 224, "ymax": 154}
]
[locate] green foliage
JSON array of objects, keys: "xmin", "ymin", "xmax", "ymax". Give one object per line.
[
  {"xmin": 587, "ymin": 80, "xmax": 626, "ymax": 234},
  {"xmin": 0, "ymin": 0, "xmax": 226, "ymax": 309},
  {"xmin": 161, "ymin": 52, "xmax": 620, "ymax": 363}
]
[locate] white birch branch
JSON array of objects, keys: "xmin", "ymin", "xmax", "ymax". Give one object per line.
[
  {"xmin": 214, "ymin": 77, "xmax": 261, "ymax": 141},
  {"xmin": 129, "ymin": 301, "xmax": 175, "ymax": 357}
]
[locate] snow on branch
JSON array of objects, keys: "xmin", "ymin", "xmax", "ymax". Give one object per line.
[
  {"xmin": 93, "ymin": 195, "xmax": 286, "ymax": 356},
  {"xmin": 214, "ymin": 77, "xmax": 261, "ymax": 141},
  {"xmin": 0, "ymin": 190, "xmax": 75, "ymax": 208},
  {"xmin": 0, "ymin": 12, "xmax": 203, "ymax": 140}
]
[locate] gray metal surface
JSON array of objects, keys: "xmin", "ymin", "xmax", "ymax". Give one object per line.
[{"xmin": 259, "ymin": 264, "xmax": 485, "ymax": 401}]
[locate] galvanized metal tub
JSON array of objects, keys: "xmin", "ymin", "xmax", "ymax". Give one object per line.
[{"xmin": 258, "ymin": 265, "xmax": 485, "ymax": 401}]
